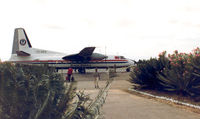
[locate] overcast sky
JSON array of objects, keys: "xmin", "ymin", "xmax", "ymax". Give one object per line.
[{"xmin": 0, "ymin": 0, "xmax": 200, "ymax": 61}]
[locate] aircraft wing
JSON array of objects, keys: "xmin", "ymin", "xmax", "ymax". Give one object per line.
[{"xmin": 62, "ymin": 47, "xmax": 95, "ymax": 61}]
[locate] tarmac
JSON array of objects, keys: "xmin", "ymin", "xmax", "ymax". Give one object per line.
[{"xmin": 65, "ymin": 70, "xmax": 200, "ymax": 119}]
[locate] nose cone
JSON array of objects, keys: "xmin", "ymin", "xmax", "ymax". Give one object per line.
[
  {"xmin": 103, "ymin": 55, "xmax": 108, "ymax": 59},
  {"xmin": 127, "ymin": 59, "xmax": 135, "ymax": 66}
]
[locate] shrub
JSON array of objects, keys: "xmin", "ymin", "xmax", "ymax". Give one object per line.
[
  {"xmin": 130, "ymin": 58, "xmax": 162, "ymax": 89},
  {"xmin": 0, "ymin": 62, "xmax": 108, "ymax": 119},
  {"xmin": 158, "ymin": 49, "xmax": 200, "ymax": 97},
  {"xmin": 130, "ymin": 47, "xmax": 200, "ymax": 99},
  {"xmin": 0, "ymin": 63, "xmax": 76, "ymax": 119},
  {"xmin": 158, "ymin": 68, "xmax": 200, "ymax": 97}
]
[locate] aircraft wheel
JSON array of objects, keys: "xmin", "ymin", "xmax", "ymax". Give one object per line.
[
  {"xmin": 78, "ymin": 68, "xmax": 86, "ymax": 74},
  {"xmin": 126, "ymin": 68, "xmax": 130, "ymax": 72}
]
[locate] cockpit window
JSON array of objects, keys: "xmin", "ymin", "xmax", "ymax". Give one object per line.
[
  {"xmin": 120, "ymin": 56, "xmax": 125, "ymax": 59},
  {"xmin": 115, "ymin": 56, "xmax": 125, "ymax": 59}
]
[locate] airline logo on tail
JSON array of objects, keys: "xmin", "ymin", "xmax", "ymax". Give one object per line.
[{"xmin": 20, "ymin": 39, "xmax": 26, "ymax": 46}]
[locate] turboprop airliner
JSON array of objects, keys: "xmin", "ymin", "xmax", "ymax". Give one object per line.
[{"xmin": 9, "ymin": 28, "xmax": 134, "ymax": 73}]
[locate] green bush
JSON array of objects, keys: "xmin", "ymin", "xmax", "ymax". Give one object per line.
[
  {"xmin": 0, "ymin": 62, "xmax": 108, "ymax": 119},
  {"xmin": 130, "ymin": 47, "xmax": 200, "ymax": 99},
  {"xmin": 158, "ymin": 49, "xmax": 200, "ymax": 97},
  {"xmin": 130, "ymin": 58, "xmax": 163, "ymax": 89},
  {"xmin": 0, "ymin": 63, "xmax": 75, "ymax": 119}
]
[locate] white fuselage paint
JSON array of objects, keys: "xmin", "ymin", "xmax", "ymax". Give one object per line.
[
  {"xmin": 9, "ymin": 28, "xmax": 135, "ymax": 69},
  {"xmin": 9, "ymin": 53, "xmax": 134, "ymax": 69}
]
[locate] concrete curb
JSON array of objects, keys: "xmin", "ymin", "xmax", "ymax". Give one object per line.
[{"xmin": 128, "ymin": 88, "xmax": 200, "ymax": 110}]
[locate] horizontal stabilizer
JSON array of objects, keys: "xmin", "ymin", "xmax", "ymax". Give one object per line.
[{"xmin": 16, "ymin": 51, "xmax": 31, "ymax": 56}]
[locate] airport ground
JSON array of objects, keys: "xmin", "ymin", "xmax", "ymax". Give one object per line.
[{"xmin": 61, "ymin": 69, "xmax": 200, "ymax": 119}]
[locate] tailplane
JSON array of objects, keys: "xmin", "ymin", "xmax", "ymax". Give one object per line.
[{"xmin": 12, "ymin": 28, "xmax": 32, "ymax": 56}]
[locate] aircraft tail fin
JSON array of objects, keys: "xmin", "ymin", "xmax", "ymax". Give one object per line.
[{"xmin": 12, "ymin": 28, "xmax": 32, "ymax": 55}]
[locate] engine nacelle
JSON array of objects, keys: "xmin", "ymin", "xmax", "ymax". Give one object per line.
[{"xmin": 91, "ymin": 53, "xmax": 107, "ymax": 60}]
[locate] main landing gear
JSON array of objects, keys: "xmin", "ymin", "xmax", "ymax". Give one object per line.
[
  {"xmin": 78, "ymin": 67, "xmax": 86, "ymax": 74},
  {"xmin": 126, "ymin": 67, "xmax": 130, "ymax": 72}
]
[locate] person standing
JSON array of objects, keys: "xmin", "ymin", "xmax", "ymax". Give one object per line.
[
  {"xmin": 94, "ymin": 68, "xmax": 100, "ymax": 88},
  {"xmin": 67, "ymin": 67, "xmax": 73, "ymax": 82}
]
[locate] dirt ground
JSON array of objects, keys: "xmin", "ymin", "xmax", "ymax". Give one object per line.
[{"xmin": 66, "ymin": 71, "xmax": 200, "ymax": 119}]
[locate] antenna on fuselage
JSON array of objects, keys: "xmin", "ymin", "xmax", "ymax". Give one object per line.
[{"xmin": 105, "ymin": 46, "xmax": 108, "ymax": 68}]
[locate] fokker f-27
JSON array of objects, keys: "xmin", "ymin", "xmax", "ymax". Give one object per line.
[{"xmin": 9, "ymin": 28, "xmax": 134, "ymax": 73}]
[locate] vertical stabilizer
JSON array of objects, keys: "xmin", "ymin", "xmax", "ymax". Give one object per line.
[{"xmin": 12, "ymin": 28, "xmax": 32, "ymax": 54}]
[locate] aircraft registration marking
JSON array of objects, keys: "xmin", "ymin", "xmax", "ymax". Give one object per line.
[{"xmin": 36, "ymin": 50, "xmax": 47, "ymax": 54}]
